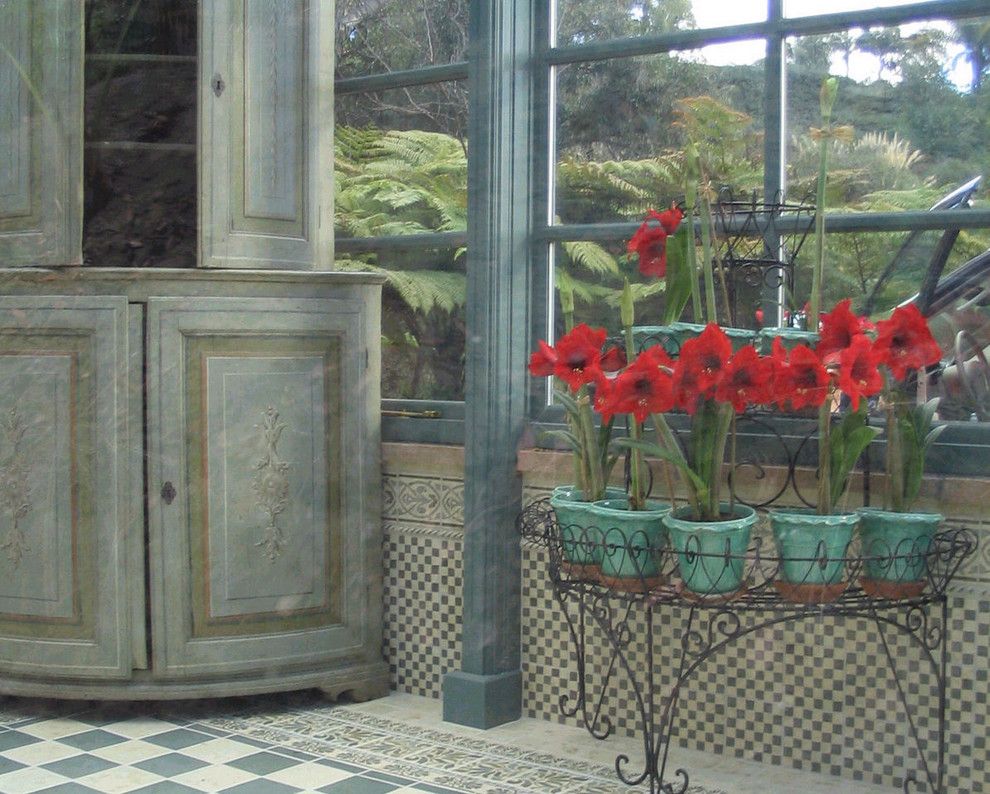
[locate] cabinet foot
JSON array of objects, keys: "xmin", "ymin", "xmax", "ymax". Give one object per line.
[{"xmin": 319, "ymin": 679, "xmax": 390, "ymax": 703}]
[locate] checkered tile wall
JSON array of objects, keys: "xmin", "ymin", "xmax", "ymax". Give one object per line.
[{"xmin": 381, "ymin": 464, "xmax": 990, "ymax": 791}]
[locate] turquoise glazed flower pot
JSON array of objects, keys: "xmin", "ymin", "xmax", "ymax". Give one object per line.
[
  {"xmin": 769, "ymin": 509, "xmax": 858, "ymax": 603},
  {"xmin": 663, "ymin": 504, "xmax": 756, "ymax": 597},
  {"xmin": 589, "ymin": 498, "xmax": 670, "ymax": 592},
  {"xmin": 756, "ymin": 327, "xmax": 819, "ymax": 353},
  {"xmin": 550, "ymin": 486, "xmax": 625, "ymax": 570},
  {"xmin": 632, "ymin": 323, "xmax": 756, "ymax": 357},
  {"xmin": 858, "ymin": 508, "xmax": 941, "ymax": 599}
]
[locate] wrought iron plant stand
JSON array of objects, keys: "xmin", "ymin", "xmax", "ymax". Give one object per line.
[{"xmin": 518, "ymin": 494, "xmax": 976, "ymax": 794}]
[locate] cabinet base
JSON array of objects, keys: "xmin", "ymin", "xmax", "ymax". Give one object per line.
[{"xmin": 0, "ymin": 661, "xmax": 390, "ymax": 701}]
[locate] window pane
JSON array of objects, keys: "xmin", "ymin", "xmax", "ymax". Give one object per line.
[
  {"xmin": 555, "ymin": 43, "xmax": 766, "ymax": 224},
  {"xmin": 335, "ymin": 84, "xmax": 468, "ymax": 238},
  {"xmin": 337, "ymin": 248, "xmax": 466, "ymax": 401},
  {"xmin": 336, "ymin": 0, "xmax": 469, "ymax": 77},
  {"xmin": 555, "ymin": 1, "xmax": 766, "ymax": 46},
  {"xmin": 785, "ymin": 20, "xmax": 990, "ymax": 202},
  {"xmin": 788, "ymin": 225, "xmax": 990, "ymax": 319}
]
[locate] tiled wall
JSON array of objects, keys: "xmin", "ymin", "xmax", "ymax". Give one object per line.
[{"xmin": 380, "ymin": 443, "xmax": 990, "ymax": 791}]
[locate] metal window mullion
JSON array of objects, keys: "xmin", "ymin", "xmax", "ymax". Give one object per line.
[
  {"xmin": 334, "ymin": 62, "xmax": 468, "ymax": 95},
  {"xmin": 763, "ymin": 0, "xmax": 786, "ymax": 327},
  {"xmin": 335, "ymin": 231, "xmax": 467, "ymax": 254},
  {"xmin": 543, "ymin": 209, "xmax": 990, "ymax": 243}
]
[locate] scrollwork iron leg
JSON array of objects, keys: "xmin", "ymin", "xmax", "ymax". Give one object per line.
[
  {"xmin": 552, "ymin": 585, "xmax": 614, "ymax": 740},
  {"xmin": 871, "ymin": 603, "xmax": 946, "ymax": 793}
]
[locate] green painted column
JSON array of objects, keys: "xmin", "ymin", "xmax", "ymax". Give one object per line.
[{"xmin": 442, "ymin": 0, "xmax": 541, "ymax": 729}]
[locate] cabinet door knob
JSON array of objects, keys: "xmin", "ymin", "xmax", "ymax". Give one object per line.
[{"xmin": 161, "ymin": 482, "xmax": 176, "ymax": 505}]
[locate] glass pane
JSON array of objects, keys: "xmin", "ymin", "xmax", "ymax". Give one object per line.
[
  {"xmin": 785, "ymin": 20, "xmax": 990, "ymax": 206},
  {"xmin": 555, "ymin": 42, "xmax": 766, "ymax": 225},
  {"xmin": 85, "ymin": 0, "xmax": 197, "ymax": 56},
  {"xmin": 336, "ymin": 248, "xmax": 466, "ymax": 401},
  {"xmin": 335, "ymin": 84, "xmax": 468, "ymax": 238},
  {"xmin": 555, "ymin": 0, "xmax": 766, "ymax": 46},
  {"xmin": 83, "ymin": 149, "xmax": 196, "ymax": 268},
  {"xmin": 82, "ymin": 0, "xmax": 198, "ymax": 267},
  {"xmin": 787, "ymin": 225, "xmax": 990, "ymax": 320},
  {"xmin": 85, "ymin": 62, "xmax": 196, "ymax": 145},
  {"xmin": 336, "ymin": 0, "xmax": 469, "ymax": 77}
]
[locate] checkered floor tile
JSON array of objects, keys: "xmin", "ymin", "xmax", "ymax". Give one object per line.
[
  {"xmin": 0, "ymin": 700, "xmax": 468, "ymax": 794},
  {"xmin": 0, "ymin": 692, "xmax": 710, "ymax": 794}
]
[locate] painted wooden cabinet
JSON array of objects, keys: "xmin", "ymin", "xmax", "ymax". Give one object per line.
[{"xmin": 0, "ymin": 269, "xmax": 387, "ymax": 699}]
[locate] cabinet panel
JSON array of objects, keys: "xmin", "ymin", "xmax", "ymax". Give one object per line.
[
  {"xmin": 149, "ymin": 297, "xmax": 380, "ymax": 678},
  {"xmin": 0, "ymin": 1, "xmax": 82, "ymax": 266},
  {"xmin": 200, "ymin": 0, "xmax": 334, "ymax": 269},
  {"xmin": 0, "ymin": 296, "xmax": 132, "ymax": 678}
]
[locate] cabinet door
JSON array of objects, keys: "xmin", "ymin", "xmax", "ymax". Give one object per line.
[
  {"xmin": 147, "ymin": 297, "xmax": 381, "ymax": 678},
  {"xmin": 0, "ymin": 1, "xmax": 83, "ymax": 266},
  {"xmin": 0, "ymin": 296, "xmax": 133, "ymax": 678},
  {"xmin": 200, "ymin": 0, "xmax": 333, "ymax": 269}
]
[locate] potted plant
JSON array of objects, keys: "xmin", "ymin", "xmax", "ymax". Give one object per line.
[
  {"xmin": 858, "ymin": 303, "xmax": 945, "ymax": 599},
  {"xmin": 766, "ymin": 299, "xmax": 882, "ymax": 602},
  {"xmin": 530, "ymin": 309, "xmax": 625, "ymax": 579},
  {"xmin": 763, "ymin": 78, "xmax": 884, "ymax": 604},
  {"xmin": 584, "ymin": 283, "xmax": 675, "ymax": 591},
  {"xmin": 604, "ymin": 320, "xmax": 776, "ymax": 598}
]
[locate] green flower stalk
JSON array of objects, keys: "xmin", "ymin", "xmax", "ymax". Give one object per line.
[
  {"xmin": 809, "ymin": 76, "xmax": 838, "ymax": 329},
  {"xmin": 686, "ymin": 143, "xmax": 718, "ymax": 323},
  {"xmin": 620, "ymin": 279, "xmax": 647, "ymax": 509},
  {"xmin": 684, "ymin": 145, "xmax": 704, "ymax": 322}
]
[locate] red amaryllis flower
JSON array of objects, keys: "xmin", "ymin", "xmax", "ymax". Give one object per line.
[
  {"xmin": 553, "ymin": 323, "xmax": 607, "ymax": 391},
  {"xmin": 716, "ymin": 345, "xmax": 774, "ymax": 413},
  {"xmin": 838, "ymin": 333, "xmax": 883, "ymax": 410},
  {"xmin": 673, "ymin": 323, "xmax": 732, "ymax": 407},
  {"xmin": 528, "ymin": 340, "xmax": 558, "ymax": 377},
  {"xmin": 604, "ymin": 350, "xmax": 675, "ymax": 422},
  {"xmin": 592, "ymin": 374, "xmax": 616, "ymax": 421},
  {"xmin": 600, "ymin": 345, "xmax": 627, "ymax": 373},
  {"xmin": 627, "ymin": 206, "xmax": 684, "ymax": 278},
  {"xmin": 818, "ymin": 298, "xmax": 873, "ymax": 359},
  {"xmin": 873, "ymin": 303, "xmax": 942, "ymax": 381},
  {"xmin": 776, "ymin": 343, "xmax": 829, "ymax": 411}
]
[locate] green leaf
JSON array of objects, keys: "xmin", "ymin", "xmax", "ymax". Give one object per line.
[
  {"xmin": 553, "ymin": 388, "xmax": 580, "ymax": 416},
  {"xmin": 538, "ymin": 429, "xmax": 583, "ymax": 453},
  {"xmin": 662, "ymin": 226, "xmax": 692, "ymax": 324},
  {"xmin": 613, "ymin": 438, "xmax": 707, "ymax": 493}
]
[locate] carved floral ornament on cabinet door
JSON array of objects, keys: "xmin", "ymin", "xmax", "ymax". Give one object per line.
[{"xmin": 252, "ymin": 405, "xmax": 291, "ymax": 562}]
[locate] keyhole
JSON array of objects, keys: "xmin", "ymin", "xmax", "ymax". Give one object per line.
[{"xmin": 212, "ymin": 73, "xmax": 225, "ymax": 97}]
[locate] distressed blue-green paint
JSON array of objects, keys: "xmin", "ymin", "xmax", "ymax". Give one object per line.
[{"xmin": 441, "ymin": 0, "xmax": 546, "ymax": 729}]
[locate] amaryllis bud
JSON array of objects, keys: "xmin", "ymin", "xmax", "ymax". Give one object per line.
[
  {"xmin": 620, "ymin": 278, "xmax": 635, "ymax": 328},
  {"xmin": 820, "ymin": 76, "xmax": 838, "ymax": 122}
]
